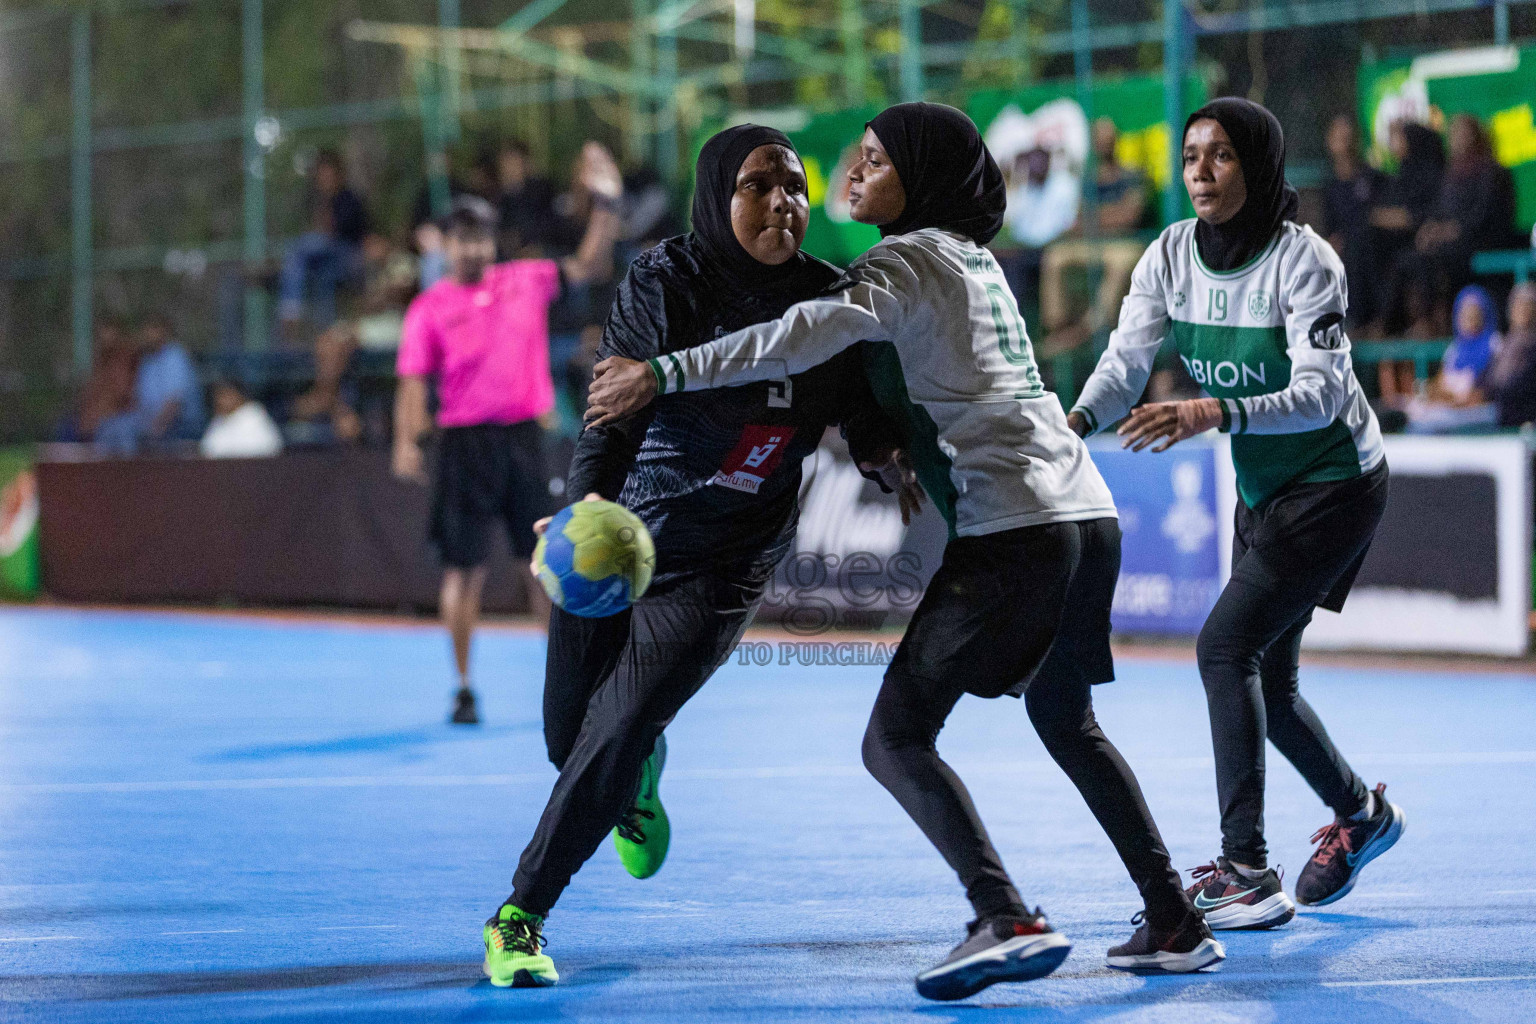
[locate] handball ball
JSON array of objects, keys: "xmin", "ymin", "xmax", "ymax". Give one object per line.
[{"xmin": 533, "ymin": 500, "xmax": 655, "ymax": 618}]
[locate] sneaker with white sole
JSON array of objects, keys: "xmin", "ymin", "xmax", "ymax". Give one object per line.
[
  {"xmin": 1184, "ymin": 857, "xmax": 1296, "ymax": 930},
  {"xmin": 1106, "ymin": 909, "xmax": 1225, "ymax": 973},
  {"xmin": 914, "ymin": 910, "xmax": 1072, "ymax": 1001},
  {"xmin": 1295, "ymin": 782, "xmax": 1405, "ymax": 907}
]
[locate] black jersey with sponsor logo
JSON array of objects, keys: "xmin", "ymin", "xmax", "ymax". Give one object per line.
[{"xmin": 568, "ymin": 234, "xmax": 898, "ymax": 585}]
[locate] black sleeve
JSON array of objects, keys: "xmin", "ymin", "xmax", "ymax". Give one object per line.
[
  {"xmin": 826, "ymin": 342, "xmax": 907, "ymax": 492},
  {"xmin": 565, "ymin": 260, "xmax": 679, "ymax": 500}
]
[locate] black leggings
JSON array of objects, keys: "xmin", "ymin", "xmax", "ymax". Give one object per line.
[
  {"xmin": 1197, "ymin": 465, "xmax": 1388, "ymax": 867},
  {"xmin": 512, "ymin": 572, "xmax": 763, "ymax": 918},
  {"xmin": 862, "ymin": 519, "xmax": 1191, "ymax": 927}
]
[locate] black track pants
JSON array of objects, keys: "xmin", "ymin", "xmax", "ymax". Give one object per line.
[
  {"xmin": 861, "ymin": 518, "xmax": 1191, "ymax": 928},
  {"xmin": 1197, "ymin": 463, "xmax": 1388, "ymax": 868},
  {"xmin": 512, "ymin": 572, "xmax": 763, "ymax": 917}
]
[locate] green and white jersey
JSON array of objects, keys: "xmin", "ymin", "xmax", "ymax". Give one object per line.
[
  {"xmin": 649, "ymin": 228, "xmax": 1116, "ymax": 538},
  {"xmin": 1073, "ymin": 219, "xmax": 1384, "ymax": 508}
]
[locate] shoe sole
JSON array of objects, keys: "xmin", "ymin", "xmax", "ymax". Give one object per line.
[
  {"xmin": 483, "ymin": 959, "xmax": 558, "ymax": 989},
  {"xmin": 1202, "ymin": 890, "xmax": 1297, "ymax": 931},
  {"xmin": 1299, "ymin": 803, "xmax": 1406, "ymax": 907},
  {"xmin": 1107, "ymin": 937, "xmax": 1226, "ymax": 974},
  {"xmin": 915, "ymin": 932, "xmax": 1072, "ymax": 1001}
]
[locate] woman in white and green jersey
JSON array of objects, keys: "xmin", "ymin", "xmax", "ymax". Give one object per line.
[
  {"xmin": 1070, "ymin": 98, "xmax": 1405, "ymax": 931},
  {"xmin": 587, "ymin": 102, "xmax": 1224, "ymax": 995}
]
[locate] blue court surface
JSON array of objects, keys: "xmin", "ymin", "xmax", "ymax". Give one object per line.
[{"xmin": 2, "ymin": 607, "xmax": 1534, "ymax": 1023}]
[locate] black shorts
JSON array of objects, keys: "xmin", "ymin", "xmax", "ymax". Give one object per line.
[
  {"xmin": 1233, "ymin": 461, "xmax": 1389, "ymax": 614},
  {"xmin": 888, "ymin": 517, "xmax": 1120, "ymax": 700},
  {"xmin": 430, "ymin": 421, "xmax": 554, "ymax": 568}
]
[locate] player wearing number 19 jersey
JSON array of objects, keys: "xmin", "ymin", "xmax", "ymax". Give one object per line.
[{"xmin": 1072, "ymin": 98, "xmax": 1403, "ymax": 929}]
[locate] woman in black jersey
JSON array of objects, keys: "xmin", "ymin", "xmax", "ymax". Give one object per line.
[{"xmin": 480, "ymin": 124, "xmax": 911, "ymax": 988}]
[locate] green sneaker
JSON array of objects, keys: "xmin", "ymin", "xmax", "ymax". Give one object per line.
[
  {"xmin": 612, "ymin": 733, "xmax": 670, "ymax": 879},
  {"xmin": 482, "ymin": 903, "xmax": 558, "ymax": 988}
]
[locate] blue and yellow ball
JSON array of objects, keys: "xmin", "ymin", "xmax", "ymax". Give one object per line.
[{"xmin": 533, "ymin": 500, "xmax": 656, "ymax": 618}]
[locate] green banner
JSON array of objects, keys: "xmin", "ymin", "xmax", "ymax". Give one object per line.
[
  {"xmin": 1360, "ymin": 46, "xmax": 1536, "ymax": 230},
  {"xmin": 967, "ymin": 73, "xmax": 1206, "ymax": 197},
  {"xmin": 0, "ymin": 447, "xmax": 39, "ymax": 600}
]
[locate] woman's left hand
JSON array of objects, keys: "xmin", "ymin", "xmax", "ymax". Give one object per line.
[
  {"xmin": 585, "ymin": 357, "xmax": 658, "ymax": 426},
  {"xmin": 1117, "ymin": 398, "xmax": 1223, "ymax": 452}
]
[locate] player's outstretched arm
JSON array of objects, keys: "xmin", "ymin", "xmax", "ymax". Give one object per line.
[
  {"xmin": 1070, "ymin": 242, "xmax": 1171, "ymax": 436},
  {"xmin": 584, "ymin": 255, "xmax": 911, "ymax": 426}
]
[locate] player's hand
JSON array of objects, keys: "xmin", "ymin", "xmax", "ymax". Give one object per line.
[
  {"xmin": 585, "ymin": 357, "xmax": 657, "ymax": 426},
  {"xmin": 391, "ymin": 442, "xmax": 427, "ymax": 484},
  {"xmin": 530, "ymin": 493, "xmax": 603, "ymax": 577},
  {"xmin": 1066, "ymin": 410, "xmax": 1091, "ymax": 438},
  {"xmin": 860, "ymin": 449, "xmax": 925, "ymax": 526},
  {"xmin": 1117, "ymin": 398, "xmax": 1223, "ymax": 453},
  {"xmin": 578, "ymin": 142, "xmax": 623, "ymax": 202}
]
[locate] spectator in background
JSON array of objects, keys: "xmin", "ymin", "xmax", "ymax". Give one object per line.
[
  {"xmin": 355, "ymin": 233, "xmax": 418, "ymax": 352},
  {"xmin": 557, "ymin": 166, "xmax": 683, "ymax": 419},
  {"xmin": 392, "ymin": 144, "xmax": 622, "ymax": 725},
  {"xmin": 1484, "ymin": 282, "xmax": 1536, "ymax": 427},
  {"xmin": 1367, "ymin": 122, "xmax": 1445, "ymax": 342},
  {"xmin": 1404, "ymin": 284, "xmax": 1501, "ymax": 433},
  {"xmin": 202, "ymin": 380, "xmax": 283, "ymax": 459},
  {"xmin": 1369, "ymin": 120, "xmax": 1446, "ymax": 401},
  {"xmin": 1038, "ymin": 118, "xmax": 1149, "ymax": 355},
  {"xmin": 545, "ymin": 148, "xmax": 627, "ymax": 432},
  {"xmin": 1321, "ymin": 114, "xmax": 1385, "ymax": 330},
  {"xmin": 286, "ymin": 323, "xmax": 363, "ymax": 447},
  {"xmin": 278, "ymin": 149, "xmax": 370, "ymax": 333},
  {"xmin": 1000, "ymin": 146, "xmax": 1079, "ymax": 323},
  {"xmin": 1397, "ymin": 115, "xmax": 1515, "ymax": 339},
  {"xmin": 130, "ymin": 314, "xmax": 204, "ymax": 452},
  {"xmin": 495, "ymin": 138, "xmax": 557, "ymax": 257},
  {"xmin": 59, "ymin": 317, "xmax": 138, "ymax": 447}
]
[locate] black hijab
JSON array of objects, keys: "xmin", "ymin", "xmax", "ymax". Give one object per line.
[
  {"xmin": 866, "ymin": 102, "xmax": 1007, "ymax": 246},
  {"xmin": 690, "ymin": 123, "xmax": 806, "ymax": 288},
  {"xmin": 1184, "ymin": 98, "xmax": 1300, "ymax": 272}
]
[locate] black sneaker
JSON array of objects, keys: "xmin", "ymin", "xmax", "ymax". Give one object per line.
[
  {"xmin": 450, "ymin": 687, "xmax": 480, "ymax": 725},
  {"xmin": 1295, "ymin": 782, "xmax": 1405, "ymax": 907},
  {"xmin": 1106, "ymin": 909, "xmax": 1225, "ymax": 973},
  {"xmin": 914, "ymin": 910, "xmax": 1072, "ymax": 1002},
  {"xmin": 1184, "ymin": 857, "xmax": 1296, "ymax": 930}
]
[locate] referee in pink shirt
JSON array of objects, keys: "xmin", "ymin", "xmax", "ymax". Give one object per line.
[{"xmin": 393, "ymin": 143, "xmax": 623, "ymax": 724}]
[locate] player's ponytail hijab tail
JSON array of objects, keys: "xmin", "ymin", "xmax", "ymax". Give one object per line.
[
  {"xmin": 1184, "ymin": 98, "xmax": 1300, "ymax": 272},
  {"xmin": 866, "ymin": 102, "xmax": 1007, "ymax": 245},
  {"xmin": 691, "ymin": 123, "xmax": 806, "ymax": 288}
]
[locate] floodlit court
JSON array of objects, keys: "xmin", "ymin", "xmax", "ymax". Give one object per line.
[{"xmin": 1, "ymin": 606, "xmax": 1533, "ymax": 1023}]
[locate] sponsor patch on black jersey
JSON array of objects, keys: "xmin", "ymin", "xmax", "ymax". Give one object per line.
[{"xmin": 1309, "ymin": 312, "xmax": 1346, "ymax": 350}]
